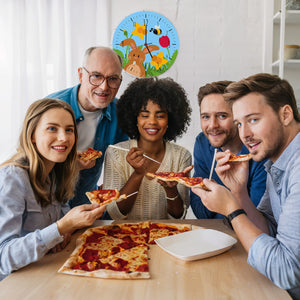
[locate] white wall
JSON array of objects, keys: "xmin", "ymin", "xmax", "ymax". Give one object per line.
[
  {"xmin": 0, "ymin": 0, "xmax": 272, "ymax": 162},
  {"xmin": 111, "ymin": 0, "xmax": 271, "ymax": 155}
]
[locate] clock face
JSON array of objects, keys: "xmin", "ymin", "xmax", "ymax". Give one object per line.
[{"xmin": 113, "ymin": 11, "xmax": 179, "ymax": 78}]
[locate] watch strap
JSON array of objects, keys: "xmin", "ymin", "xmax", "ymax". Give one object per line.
[{"xmin": 227, "ymin": 209, "xmax": 247, "ymax": 223}]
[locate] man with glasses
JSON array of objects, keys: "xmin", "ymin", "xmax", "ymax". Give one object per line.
[{"xmin": 47, "ymin": 47, "xmax": 128, "ymax": 208}]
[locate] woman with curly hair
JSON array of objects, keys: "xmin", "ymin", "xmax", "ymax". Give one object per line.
[
  {"xmin": 0, "ymin": 98, "xmax": 105, "ymax": 280},
  {"xmin": 102, "ymin": 77, "xmax": 192, "ymax": 220}
]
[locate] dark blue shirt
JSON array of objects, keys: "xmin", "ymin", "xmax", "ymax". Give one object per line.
[
  {"xmin": 190, "ymin": 132, "xmax": 267, "ymax": 219},
  {"xmin": 47, "ymin": 84, "xmax": 128, "ymax": 207}
]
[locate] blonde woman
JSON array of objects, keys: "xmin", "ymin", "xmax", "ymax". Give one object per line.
[{"xmin": 0, "ymin": 99, "xmax": 105, "ymax": 280}]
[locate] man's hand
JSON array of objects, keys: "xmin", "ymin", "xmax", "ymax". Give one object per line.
[
  {"xmin": 215, "ymin": 150, "xmax": 249, "ymax": 195},
  {"xmin": 77, "ymin": 152, "xmax": 96, "ymax": 170},
  {"xmin": 192, "ymin": 179, "xmax": 240, "ymax": 216}
]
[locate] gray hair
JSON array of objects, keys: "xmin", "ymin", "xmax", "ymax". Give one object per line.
[{"xmin": 82, "ymin": 46, "xmax": 123, "ymax": 68}]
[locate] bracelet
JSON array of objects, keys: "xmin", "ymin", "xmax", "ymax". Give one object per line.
[
  {"xmin": 165, "ymin": 195, "xmax": 178, "ymax": 201},
  {"xmin": 227, "ymin": 209, "xmax": 247, "ymax": 223}
]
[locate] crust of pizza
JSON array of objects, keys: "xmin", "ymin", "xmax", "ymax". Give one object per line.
[
  {"xmin": 228, "ymin": 153, "xmax": 252, "ymax": 162},
  {"xmin": 58, "ymin": 222, "xmax": 192, "ymax": 279},
  {"xmin": 58, "ymin": 244, "xmax": 149, "ymax": 279},
  {"xmin": 85, "ymin": 189, "xmax": 126, "ymax": 207},
  {"xmin": 177, "ymin": 177, "xmax": 210, "ymax": 190},
  {"xmin": 148, "ymin": 222, "xmax": 192, "ymax": 244},
  {"xmin": 146, "ymin": 172, "xmax": 186, "ymax": 182},
  {"xmin": 80, "ymin": 147, "xmax": 102, "ymax": 161}
]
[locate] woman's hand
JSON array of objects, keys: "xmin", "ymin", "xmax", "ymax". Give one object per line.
[
  {"xmin": 48, "ymin": 233, "xmax": 71, "ymax": 253},
  {"xmin": 126, "ymin": 147, "xmax": 149, "ymax": 175},
  {"xmin": 56, "ymin": 203, "xmax": 106, "ymax": 236}
]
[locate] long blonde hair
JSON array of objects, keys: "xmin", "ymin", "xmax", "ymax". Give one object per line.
[{"xmin": 1, "ymin": 98, "xmax": 79, "ymax": 206}]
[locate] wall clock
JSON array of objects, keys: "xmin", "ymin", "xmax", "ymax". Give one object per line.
[{"xmin": 113, "ymin": 11, "xmax": 179, "ymax": 78}]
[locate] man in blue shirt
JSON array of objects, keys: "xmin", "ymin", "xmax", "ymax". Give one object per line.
[
  {"xmin": 47, "ymin": 47, "xmax": 128, "ymax": 207},
  {"xmin": 192, "ymin": 73, "xmax": 300, "ymax": 299},
  {"xmin": 190, "ymin": 81, "xmax": 267, "ymax": 219}
]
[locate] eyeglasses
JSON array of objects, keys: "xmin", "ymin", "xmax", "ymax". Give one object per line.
[{"xmin": 82, "ymin": 66, "xmax": 122, "ymax": 89}]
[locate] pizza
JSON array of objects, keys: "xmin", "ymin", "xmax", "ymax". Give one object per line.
[
  {"xmin": 80, "ymin": 147, "xmax": 102, "ymax": 161},
  {"xmin": 85, "ymin": 189, "xmax": 126, "ymax": 207},
  {"xmin": 146, "ymin": 171, "xmax": 188, "ymax": 182},
  {"xmin": 228, "ymin": 153, "xmax": 252, "ymax": 162},
  {"xmin": 177, "ymin": 176, "xmax": 210, "ymax": 190},
  {"xmin": 147, "ymin": 171, "xmax": 209, "ymax": 190},
  {"xmin": 58, "ymin": 221, "xmax": 192, "ymax": 279},
  {"xmin": 148, "ymin": 222, "xmax": 191, "ymax": 244}
]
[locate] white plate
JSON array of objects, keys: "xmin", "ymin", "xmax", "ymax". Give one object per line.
[{"xmin": 155, "ymin": 228, "xmax": 237, "ymax": 261}]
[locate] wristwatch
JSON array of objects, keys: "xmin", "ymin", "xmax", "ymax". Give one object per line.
[{"xmin": 224, "ymin": 209, "xmax": 247, "ymax": 229}]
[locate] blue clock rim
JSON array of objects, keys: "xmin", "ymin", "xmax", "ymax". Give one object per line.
[{"xmin": 112, "ymin": 10, "xmax": 179, "ymax": 77}]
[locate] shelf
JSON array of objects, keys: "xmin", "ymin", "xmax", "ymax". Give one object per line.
[
  {"xmin": 272, "ymin": 59, "xmax": 300, "ymax": 67},
  {"xmin": 273, "ymin": 10, "xmax": 300, "ymax": 24}
]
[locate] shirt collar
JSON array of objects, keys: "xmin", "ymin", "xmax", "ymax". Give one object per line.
[{"xmin": 265, "ymin": 132, "xmax": 300, "ymax": 173}]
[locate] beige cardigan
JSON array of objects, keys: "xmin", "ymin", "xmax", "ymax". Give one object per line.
[{"xmin": 103, "ymin": 140, "xmax": 192, "ymax": 220}]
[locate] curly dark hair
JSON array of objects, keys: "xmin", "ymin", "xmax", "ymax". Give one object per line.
[{"xmin": 117, "ymin": 77, "xmax": 191, "ymax": 141}]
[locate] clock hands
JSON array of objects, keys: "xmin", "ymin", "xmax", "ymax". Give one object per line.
[{"xmin": 144, "ymin": 23, "xmax": 153, "ymax": 58}]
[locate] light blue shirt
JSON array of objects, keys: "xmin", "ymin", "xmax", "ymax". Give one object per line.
[
  {"xmin": 0, "ymin": 165, "xmax": 67, "ymax": 279},
  {"xmin": 248, "ymin": 133, "xmax": 300, "ymax": 297}
]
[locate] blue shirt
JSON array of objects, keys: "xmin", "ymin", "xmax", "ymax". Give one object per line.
[
  {"xmin": 0, "ymin": 165, "xmax": 66, "ymax": 279},
  {"xmin": 47, "ymin": 84, "xmax": 128, "ymax": 207},
  {"xmin": 248, "ymin": 133, "xmax": 300, "ymax": 297},
  {"xmin": 190, "ymin": 132, "xmax": 267, "ymax": 219}
]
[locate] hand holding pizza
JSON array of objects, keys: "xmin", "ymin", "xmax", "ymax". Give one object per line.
[
  {"xmin": 56, "ymin": 203, "xmax": 106, "ymax": 236},
  {"xmin": 126, "ymin": 147, "xmax": 149, "ymax": 175},
  {"xmin": 77, "ymin": 152, "xmax": 96, "ymax": 170},
  {"xmin": 77, "ymin": 148, "xmax": 102, "ymax": 170},
  {"xmin": 191, "ymin": 179, "xmax": 240, "ymax": 217},
  {"xmin": 215, "ymin": 150, "xmax": 249, "ymax": 195}
]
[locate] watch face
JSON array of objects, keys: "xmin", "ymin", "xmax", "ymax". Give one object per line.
[{"xmin": 113, "ymin": 11, "xmax": 179, "ymax": 78}]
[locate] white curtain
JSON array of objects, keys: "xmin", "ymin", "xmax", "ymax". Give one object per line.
[{"xmin": 0, "ymin": 0, "xmax": 110, "ymax": 162}]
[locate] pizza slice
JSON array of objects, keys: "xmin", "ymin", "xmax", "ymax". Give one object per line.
[
  {"xmin": 146, "ymin": 171, "xmax": 188, "ymax": 182},
  {"xmin": 106, "ymin": 222, "xmax": 150, "ymax": 245},
  {"xmin": 85, "ymin": 189, "xmax": 126, "ymax": 207},
  {"xmin": 80, "ymin": 147, "xmax": 102, "ymax": 161},
  {"xmin": 177, "ymin": 176, "xmax": 210, "ymax": 190},
  {"xmin": 228, "ymin": 153, "xmax": 252, "ymax": 162},
  {"xmin": 58, "ymin": 227, "xmax": 150, "ymax": 279},
  {"xmin": 148, "ymin": 222, "xmax": 191, "ymax": 244}
]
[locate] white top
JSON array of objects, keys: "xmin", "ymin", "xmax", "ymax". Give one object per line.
[
  {"xmin": 103, "ymin": 140, "xmax": 192, "ymax": 220},
  {"xmin": 77, "ymin": 103, "xmax": 102, "ymax": 151}
]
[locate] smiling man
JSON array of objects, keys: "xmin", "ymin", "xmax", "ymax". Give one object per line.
[
  {"xmin": 190, "ymin": 80, "xmax": 267, "ymax": 219},
  {"xmin": 47, "ymin": 47, "xmax": 128, "ymax": 207},
  {"xmin": 192, "ymin": 73, "xmax": 300, "ymax": 299}
]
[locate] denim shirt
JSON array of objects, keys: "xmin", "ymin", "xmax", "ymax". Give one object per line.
[
  {"xmin": 248, "ymin": 133, "xmax": 300, "ymax": 297},
  {"xmin": 190, "ymin": 132, "xmax": 267, "ymax": 218},
  {"xmin": 0, "ymin": 165, "xmax": 67, "ymax": 279},
  {"xmin": 47, "ymin": 84, "xmax": 128, "ymax": 207}
]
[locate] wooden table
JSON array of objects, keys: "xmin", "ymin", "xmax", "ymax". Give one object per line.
[{"xmin": 0, "ymin": 219, "xmax": 290, "ymax": 300}]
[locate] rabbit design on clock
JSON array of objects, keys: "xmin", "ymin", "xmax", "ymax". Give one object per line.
[{"xmin": 120, "ymin": 38, "xmax": 159, "ymax": 77}]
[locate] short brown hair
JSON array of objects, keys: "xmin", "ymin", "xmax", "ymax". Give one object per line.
[
  {"xmin": 224, "ymin": 73, "xmax": 300, "ymax": 122},
  {"xmin": 197, "ymin": 80, "xmax": 233, "ymax": 107}
]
